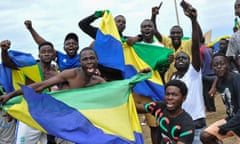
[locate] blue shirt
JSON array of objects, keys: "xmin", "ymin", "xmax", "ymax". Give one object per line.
[{"xmin": 56, "ymin": 51, "xmax": 80, "ymax": 71}]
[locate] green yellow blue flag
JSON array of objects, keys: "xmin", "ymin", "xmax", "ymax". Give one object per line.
[
  {"xmin": 3, "ymin": 73, "xmax": 151, "ymax": 144},
  {"xmin": 93, "ymin": 11, "xmax": 173, "ymax": 101},
  {"xmin": 0, "ymin": 50, "xmax": 43, "ymax": 93}
]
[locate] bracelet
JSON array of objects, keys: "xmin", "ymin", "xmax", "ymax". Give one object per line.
[{"xmin": 144, "ymin": 103, "xmax": 151, "ymax": 113}]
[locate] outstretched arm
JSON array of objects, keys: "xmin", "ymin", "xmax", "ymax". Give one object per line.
[
  {"xmin": 78, "ymin": 11, "xmax": 104, "ymax": 39},
  {"xmin": 197, "ymin": 22, "xmax": 203, "ymax": 43},
  {"xmin": 24, "ymin": 20, "xmax": 46, "ymax": 45},
  {"xmin": 151, "ymin": 3, "xmax": 163, "ymax": 42},
  {"xmin": 0, "ymin": 40, "xmax": 18, "ymax": 69},
  {"xmin": 180, "ymin": 1, "xmax": 203, "ymax": 41},
  {"xmin": 183, "ymin": 5, "xmax": 201, "ymax": 71},
  {"xmin": 0, "ymin": 70, "xmax": 68, "ymax": 103},
  {"xmin": 191, "ymin": 14, "xmax": 201, "ymax": 71}
]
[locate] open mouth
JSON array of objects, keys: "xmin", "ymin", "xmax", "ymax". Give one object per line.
[
  {"xmin": 178, "ymin": 62, "xmax": 184, "ymax": 64},
  {"xmin": 177, "ymin": 62, "xmax": 185, "ymax": 67},
  {"xmin": 173, "ymin": 39, "xmax": 180, "ymax": 43},
  {"xmin": 87, "ymin": 67, "xmax": 95, "ymax": 74},
  {"xmin": 68, "ymin": 49, "xmax": 75, "ymax": 54},
  {"xmin": 144, "ymin": 32, "xmax": 151, "ymax": 37},
  {"xmin": 166, "ymin": 103, "xmax": 175, "ymax": 109}
]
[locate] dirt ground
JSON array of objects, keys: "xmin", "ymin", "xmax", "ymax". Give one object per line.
[{"xmin": 141, "ymin": 94, "xmax": 237, "ymax": 144}]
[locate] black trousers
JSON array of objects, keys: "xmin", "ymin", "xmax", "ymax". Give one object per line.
[{"xmin": 202, "ymin": 75, "xmax": 216, "ymax": 112}]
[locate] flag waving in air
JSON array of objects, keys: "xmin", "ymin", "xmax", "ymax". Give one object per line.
[
  {"xmin": 2, "ymin": 73, "xmax": 151, "ymax": 144},
  {"xmin": 0, "ymin": 50, "xmax": 43, "ymax": 93},
  {"xmin": 122, "ymin": 42, "xmax": 173, "ymax": 101},
  {"xmin": 94, "ymin": 11, "xmax": 173, "ymax": 101}
]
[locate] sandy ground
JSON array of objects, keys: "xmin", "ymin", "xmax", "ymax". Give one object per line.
[{"xmin": 141, "ymin": 94, "xmax": 237, "ymax": 144}]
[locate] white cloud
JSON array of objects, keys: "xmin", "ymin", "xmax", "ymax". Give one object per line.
[{"xmin": 0, "ymin": 0, "xmax": 236, "ymax": 60}]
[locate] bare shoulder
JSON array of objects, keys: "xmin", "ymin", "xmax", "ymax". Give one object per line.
[
  {"xmin": 60, "ymin": 68, "xmax": 80, "ymax": 78},
  {"xmin": 62, "ymin": 68, "xmax": 79, "ymax": 73}
]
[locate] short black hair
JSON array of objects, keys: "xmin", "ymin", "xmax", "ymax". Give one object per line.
[
  {"xmin": 114, "ymin": 15, "xmax": 125, "ymax": 20},
  {"xmin": 170, "ymin": 25, "xmax": 183, "ymax": 31},
  {"xmin": 38, "ymin": 41, "xmax": 54, "ymax": 50},
  {"xmin": 211, "ymin": 52, "xmax": 229, "ymax": 70},
  {"xmin": 141, "ymin": 19, "xmax": 153, "ymax": 26},
  {"xmin": 165, "ymin": 80, "xmax": 188, "ymax": 96},
  {"xmin": 80, "ymin": 47, "xmax": 97, "ymax": 58},
  {"xmin": 212, "ymin": 52, "xmax": 227, "ymax": 60},
  {"xmin": 175, "ymin": 51, "xmax": 190, "ymax": 60},
  {"xmin": 170, "ymin": 25, "xmax": 183, "ymax": 37},
  {"xmin": 219, "ymin": 38, "xmax": 229, "ymax": 43},
  {"xmin": 64, "ymin": 32, "xmax": 78, "ymax": 43}
]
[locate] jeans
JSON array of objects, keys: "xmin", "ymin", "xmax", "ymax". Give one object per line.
[
  {"xmin": 193, "ymin": 127, "xmax": 205, "ymax": 144},
  {"xmin": 193, "ymin": 118, "xmax": 206, "ymax": 144}
]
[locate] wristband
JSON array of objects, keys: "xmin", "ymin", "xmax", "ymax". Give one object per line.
[{"xmin": 144, "ymin": 103, "xmax": 151, "ymax": 113}]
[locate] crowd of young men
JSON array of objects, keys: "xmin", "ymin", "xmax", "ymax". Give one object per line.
[{"xmin": 1, "ymin": 0, "xmax": 240, "ymax": 144}]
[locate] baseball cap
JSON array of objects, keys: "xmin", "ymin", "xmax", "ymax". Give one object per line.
[{"xmin": 64, "ymin": 32, "xmax": 78, "ymax": 43}]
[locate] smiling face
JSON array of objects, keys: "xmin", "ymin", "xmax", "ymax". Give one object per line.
[
  {"xmin": 212, "ymin": 55, "xmax": 228, "ymax": 78},
  {"xmin": 170, "ymin": 26, "xmax": 183, "ymax": 49},
  {"xmin": 64, "ymin": 38, "xmax": 79, "ymax": 57},
  {"xmin": 80, "ymin": 49, "xmax": 98, "ymax": 76}
]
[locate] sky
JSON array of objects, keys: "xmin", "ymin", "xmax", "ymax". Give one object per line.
[{"xmin": 0, "ymin": 0, "xmax": 235, "ymax": 59}]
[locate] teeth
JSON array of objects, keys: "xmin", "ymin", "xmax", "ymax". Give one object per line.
[
  {"xmin": 166, "ymin": 103, "xmax": 173, "ymax": 106},
  {"xmin": 167, "ymin": 104, "xmax": 174, "ymax": 108},
  {"xmin": 87, "ymin": 68, "xmax": 94, "ymax": 73}
]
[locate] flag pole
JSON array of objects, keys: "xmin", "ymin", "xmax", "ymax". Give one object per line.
[{"xmin": 174, "ymin": 0, "xmax": 180, "ymax": 25}]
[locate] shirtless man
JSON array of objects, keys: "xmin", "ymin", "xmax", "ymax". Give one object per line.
[
  {"xmin": 1, "ymin": 40, "xmax": 57, "ymax": 82},
  {"xmin": 1, "ymin": 39, "xmax": 58, "ymax": 144},
  {"xmin": 0, "ymin": 47, "xmax": 105, "ymax": 103}
]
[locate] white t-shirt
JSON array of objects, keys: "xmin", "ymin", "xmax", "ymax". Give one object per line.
[
  {"xmin": 172, "ymin": 64, "xmax": 206, "ymax": 120},
  {"xmin": 140, "ymin": 41, "xmax": 164, "ymax": 47}
]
